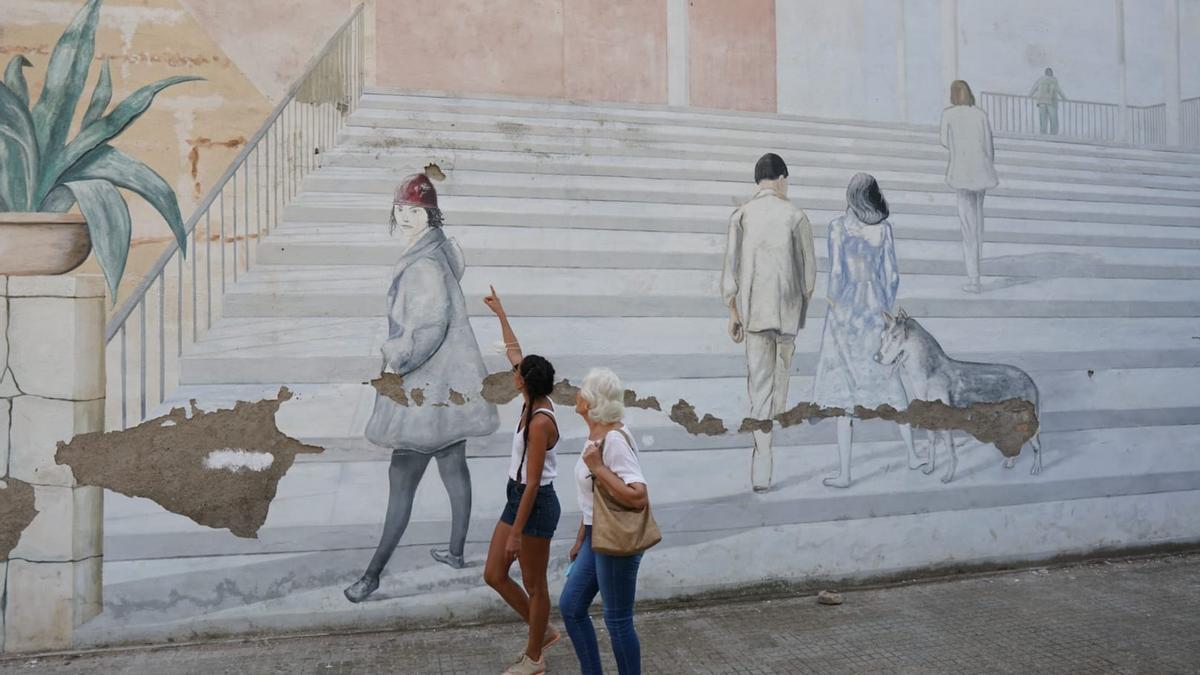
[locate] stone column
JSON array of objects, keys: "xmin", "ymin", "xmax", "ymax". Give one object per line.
[
  {"xmin": 1117, "ymin": 0, "xmax": 1130, "ymax": 143},
  {"xmin": 667, "ymin": 0, "xmax": 689, "ymax": 106},
  {"xmin": 2, "ymin": 275, "xmax": 105, "ymax": 653},
  {"xmin": 941, "ymin": 0, "xmax": 959, "ymax": 88},
  {"xmin": 360, "ymin": 0, "xmax": 377, "ymax": 89},
  {"xmin": 896, "ymin": 0, "xmax": 909, "ymax": 122},
  {"xmin": 1164, "ymin": 0, "xmax": 1182, "ymax": 144}
]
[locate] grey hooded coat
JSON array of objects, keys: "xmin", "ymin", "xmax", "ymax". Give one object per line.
[{"xmin": 364, "ymin": 228, "xmax": 500, "ymax": 453}]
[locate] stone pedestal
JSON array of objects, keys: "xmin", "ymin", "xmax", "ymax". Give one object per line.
[{"xmin": 1, "ymin": 276, "xmax": 105, "ymax": 653}]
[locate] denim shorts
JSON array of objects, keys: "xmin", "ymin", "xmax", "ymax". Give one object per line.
[{"xmin": 500, "ymin": 478, "xmax": 561, "ymax": 539}]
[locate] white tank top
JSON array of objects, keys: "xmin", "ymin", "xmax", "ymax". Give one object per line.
[{"xmin": 508, "ymin": 401, "xmax": 558, "ymax": 486}]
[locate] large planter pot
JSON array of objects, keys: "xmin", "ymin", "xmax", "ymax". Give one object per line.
[{"xmin": 0, "ymin": 213, "xmax": 92, "ymax": 276}]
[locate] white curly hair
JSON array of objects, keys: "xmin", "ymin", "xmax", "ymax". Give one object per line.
[{"xmin": 579, "ymin": 367, "xmax": 625, "ymax": 424}]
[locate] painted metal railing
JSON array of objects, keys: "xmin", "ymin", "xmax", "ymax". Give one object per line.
[
  {"xmin": 980, "ymin": 91, "xmax": 1197, "ymax": 148},
  {"xmin": 1183, "ymin": 97, "xmax": 1200, "ymax": 148},
  {"xmin": 103, "ymin": 5, "xmax": 365, "ymax": 428},
  {"xmin": 980, "ymin": 91, "xmax": 1122, "ymax": 143}
]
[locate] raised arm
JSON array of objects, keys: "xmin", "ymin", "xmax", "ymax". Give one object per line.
[
  {"xmin": 381, "ymin": 262, "xmax": 450, "ymax": 376},
  {"xmin": 483, "ymin": 285, "xmax": 522, "ymax": 367}
]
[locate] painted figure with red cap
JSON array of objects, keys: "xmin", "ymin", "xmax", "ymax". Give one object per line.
[{"xmin": 345, "ymin": 172, "xmax": 500, "ymax": 603}]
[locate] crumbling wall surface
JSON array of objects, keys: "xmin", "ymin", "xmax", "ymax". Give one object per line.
[
  {"xmin": 0, "ymin": 479, "xmax": 37, "ymax": 560},
  {"xmin": 378, "ymin": 371, "xmax": 1039, "ymax": 456},
  {"xmin": 56, "ymin": 388, "xmax": 322, "ymax": 538}
]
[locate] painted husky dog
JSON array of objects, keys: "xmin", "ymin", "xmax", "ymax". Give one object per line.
[{"xmin": 873, "ymin": 310, "xmax": 1042, "ymax": 482}]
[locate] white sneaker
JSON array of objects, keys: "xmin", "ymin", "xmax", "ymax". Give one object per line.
[{"xmin": 502, "ymin": 653, "xmax": 545, "ymax": 675}]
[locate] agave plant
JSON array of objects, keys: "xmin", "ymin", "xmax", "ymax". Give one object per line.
[{"xmin": 0, "ymin": 0, "xmax": 201, "ymax": 294}]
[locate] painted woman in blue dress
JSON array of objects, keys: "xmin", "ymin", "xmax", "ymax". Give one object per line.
[{"xmin": 812, "ymin": 173, "xmax": 931, "ymax": 488}]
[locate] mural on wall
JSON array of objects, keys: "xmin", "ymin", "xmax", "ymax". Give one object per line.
[
  {"xmin": 1030, "ymin": 67, "xmax": 1069, "ymax": 135},
  {"xmin": 0, "ymin": 0, "xmax": 197, "ymax": 291},
  {"xmin": 346, "ymin": 172, "xmax": 501, "ymax": 604},
  {"xmin": 812, "ymin": 173, "xmax": 928, "ymax": 489},
  {"xmin": 940, "ymin": 80, "xmax": 999, "ymax": 294},
  {"xmin": 721, "ymin": 152, "xmax": 816, "ymax": 493},
  {"xmin": 875, "ymin": 310, "xmax": 1043, "ymax": 482}
]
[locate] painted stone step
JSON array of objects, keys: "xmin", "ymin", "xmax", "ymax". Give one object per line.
[
  {"xmin": 345, "ymin": 109, "xmax": 1200, "ymax": 177},
  {"xmin": 325, "ymin": 145, "xmax": 1200, "ymax": 194},
  {"xmin": 301, "ymin": 169, "xmax": 1200, "ymax": 220},
  {"xmin": 341, "ymin": 122, "xmax": 1200, "ymax": 181},
  {"xmin": 218, "ymin": 265, "xmax": 1200, "ymax": 319},
  {"xmin": 317, "ymin": 153, "xmax": 1200, "ymax": 207},
  {"xmin": 274, "ymin": 210, "xmax": 1200, "ymax": 252},
  {"xmin": 102, "ymin": 424, "xmax": 1200, "ymax": 558},
  {"xmin": 178, "ymin": 315, "xmax": 1200, "ymax": 385},
  {"xmin": 255, "ymin": 225, "xmax": 1200, "ymax": 280},
  {"xmin": 357, "ymin": 90, "xmax": 1200, "ymax": 167},
  {"xmin": 287, "ymin": 191, "xmax": 1200, "ymax": 230},
  {"xmin": 154, "ymin": 366, "xmax": 1200, "ymax": 462}
]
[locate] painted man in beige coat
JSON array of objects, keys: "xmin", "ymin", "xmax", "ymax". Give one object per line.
[{"xmin": 722, "ymin": 153, "xmax": 816, "ymax": 493}]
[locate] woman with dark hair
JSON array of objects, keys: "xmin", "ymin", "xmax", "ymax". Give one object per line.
[
  {"xmin": 940, "ymin": 79, "xmax": 999, "ymax": 293},
  {"xmin": 482, "ymin": 286, "xmax": 562, "ymax": 675},
  {"xmin": 812, "ymin": 174, "xmax": 928, "ymax": 488}
]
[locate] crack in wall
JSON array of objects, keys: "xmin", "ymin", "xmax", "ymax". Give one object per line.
[{"xmin": 55, "ymin": 388, "xmax": 323, "ymax": 539}]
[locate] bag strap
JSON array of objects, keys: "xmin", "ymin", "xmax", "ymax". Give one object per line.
[
  {"xmin": 592, "ymin": 427, "xmax": 638, "ymax": 484},
  {"xmin": 517, "ymin": 407, "xmax": 557, "ymax": 483}
]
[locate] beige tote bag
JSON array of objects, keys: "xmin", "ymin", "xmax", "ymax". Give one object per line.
[{"xmin": 590, "ymin": 429, "xmax": 662, "ymax": 556}]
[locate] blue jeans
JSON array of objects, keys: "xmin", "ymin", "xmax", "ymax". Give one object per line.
[{"xmin": 559, "ymin": 526, "xmax": 643, "ymax": 675}]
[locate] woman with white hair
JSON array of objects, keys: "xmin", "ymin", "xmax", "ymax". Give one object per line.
[{"xmin": 560, "ymin": 368, "xmax": 649, "ymax": 675}]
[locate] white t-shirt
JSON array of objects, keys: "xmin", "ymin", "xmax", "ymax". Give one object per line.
[{"xmin": 575, "ymin": 426, "xmax": 647, "ymax": 525}]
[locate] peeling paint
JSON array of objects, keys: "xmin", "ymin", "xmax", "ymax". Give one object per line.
[
  {"xmin": 853, "ymin": 399, "xmax": 1039, "ymax": 458},
  {"xmin": 379, "ymin": 371, "xmax": 1037, "ymax": 456},
  {"xmin": 625, "ymin": 391, "xmax": 662, "ymax": 411},
  {"xmin": 424, "ymin": 163, "xmax": 446, "ymax": 181},
  {"xmin": 0, "ymin": 478, "xmax": 37, "ymax": 560},
  {"xmin": 55, "ymin": 388, "xmax": 323, "ymax": 539},
  {"xmin": 670, "ymin": 400, "xmax": 728, "ymax": 436},
  {"xmin": 369, "ymin": 373, "xmax": 409, "ymax": 406}
]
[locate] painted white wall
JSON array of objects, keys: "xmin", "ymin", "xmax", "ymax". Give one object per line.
[{"xmin": 776, "ymin": 0, "xmax": 1199, "ymax": 124}]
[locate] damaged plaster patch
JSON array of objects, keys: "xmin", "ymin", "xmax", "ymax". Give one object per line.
[
  {"xmin": 55, "ymin": 388, "xmax": 322, "ymax": 539},
  {"xmin": 670, "ymin": 400, "xmax": 728, "ymax": 436},
  {"xmin": 378, "ymin": 372, "xmax": 1038, "ymax": 456},
  {"xmin": 203, "ymin": 450, "xmax": 275, "ymax": 473},
  {"xmin": 854, "ymin": 399, "xmax": 1038, "ymax": 458},
  {"xmin": 370, "ymin": 373, "xmax": 409, "ymax": 406},
  {"xmin": 625, "ymin": 391, "xmax": 662, "ymax": 411},
  {"xmin": 0, "ymin": 478, "xmax": 37, "ymax": 559}
]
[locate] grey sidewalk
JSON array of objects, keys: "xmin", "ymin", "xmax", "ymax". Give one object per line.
[{"xmin": 5, "ymin": 553, "xmax": 1200, "ymax": 674}]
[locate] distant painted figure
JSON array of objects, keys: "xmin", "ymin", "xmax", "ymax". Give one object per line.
[
  {"xmin": 345, "ymin": 173, "xmax": 501, "ymax": 603},
  {"xmin": 722, "ymin": 153, "xmax": 816, "ymax": 493},
  {"xmin": 812, "ymin": 174, "xmax": 929, "ymax": 488},
  {"xmin": 939, "ymin": 80, "xmax": 999, "ymax": 294},
  {"xmin": 1029, "ymin": 68, "xmax": 1067, "ymax": 135}
]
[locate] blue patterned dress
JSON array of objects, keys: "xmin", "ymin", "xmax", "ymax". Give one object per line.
[{"xmin": 811, "ymin": 213, "xmax": 909, "ymax": 411}]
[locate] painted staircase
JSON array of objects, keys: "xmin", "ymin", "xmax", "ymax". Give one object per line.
[{"xmin": 90, "ymin": 89, "xmax": 1200, "ymax": 644}]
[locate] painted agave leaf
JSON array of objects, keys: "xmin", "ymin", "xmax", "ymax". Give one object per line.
[{"xmin": 0, "ymin": 0, "xmax": 202, "ymax": 297}]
